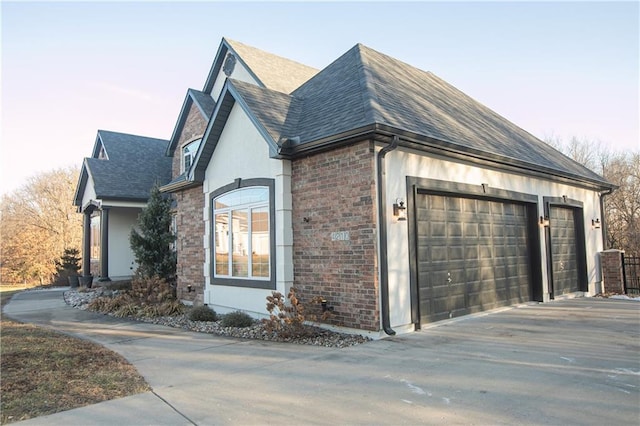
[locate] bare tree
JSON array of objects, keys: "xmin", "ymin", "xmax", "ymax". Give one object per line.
[
  {"xmin": 603, "ymin": 153, "xmax": 640, "ymax": 255},
  {"xmin": 0, "ymin": 166, "xmax": 82, "ymax": 285},
  {"xmin": 545, "ymin": 136, "xmax": 639, "ymax": 255}
]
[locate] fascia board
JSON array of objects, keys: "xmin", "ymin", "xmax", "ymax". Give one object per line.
[{"xmin": 166, "ymin": 92, "xmax": 194, "ymax": 156}]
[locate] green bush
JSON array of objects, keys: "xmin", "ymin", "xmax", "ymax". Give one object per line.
[
  {"xmin": 188, "ymin": 305, "xmax": 218, "ymax": 322},
  {"xmin": 220, "ymin": 311, "xmax": 254, "ymax": 328}
]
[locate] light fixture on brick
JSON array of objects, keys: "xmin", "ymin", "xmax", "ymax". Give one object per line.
[
  {"xmin": 592, "ymin": 218, "xmax": 601, "ymax": 229},
  {"xmin": 539, "ymin": 215, "xmax": 550, "ymax": 227},
  {"xmin": 393, "ymin": 198, "xmax": 407, "ymax": 221}
]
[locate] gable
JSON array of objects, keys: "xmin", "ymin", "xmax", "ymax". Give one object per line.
[
  {"xmin": 204, "ymin": 102, "xmax": 274, "ymax": 186},
  {"xmin": 203, "ymin": 38, "xmax": 318, "ymax": 100},
  {"xmin": 74, "ymin": 130, "xmax": 172, "ymax": 205},
  {"xmin": 166, "ymin": 89, "xmax": 215, "ymax": 157}
]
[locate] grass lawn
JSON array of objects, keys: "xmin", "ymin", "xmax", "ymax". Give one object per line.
[{"xmin": 0, "ymin": 287, "xmax": 150, "ymax": 424}]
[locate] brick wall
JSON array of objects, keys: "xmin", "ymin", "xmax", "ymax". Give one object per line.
[
  {"xmin": 175, "ymin": 186, "xmax": 205, "ymax": 304},
  {"xmin": 600, "ymin": 249, "xmax": 625, "ymax": 294},
  {"xmin": 171, "ymin": 102, "xmax": 208, "ymax": 177},
  {"xmin": 291, "ymin": 141, "xmax": 380, "ymax": 331},
  {"xmin": 171, "ymin": 100, "xmax": 208, "ymax": 304}
]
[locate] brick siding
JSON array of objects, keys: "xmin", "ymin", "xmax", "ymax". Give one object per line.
[
  {"xmin": 601, "ymin": 249, "xmax": 625, "ymax": 294},
  {"xmin": 171, "ymin": 102, "xmax": 208, "ymax": 176},
  {"xmin": 172, "ymin": 101, "xmax": 208, "ymax": 304},
  {"xmin": 175, "ymin": 186, "xmax": 205, "ymax": 304},
  {"xmin": 291, "ymin": 141, "xmax": 380, "ymax": 331}
]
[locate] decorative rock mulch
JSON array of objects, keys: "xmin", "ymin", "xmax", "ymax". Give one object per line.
[{"xmin": 64, "ymin": 288, "xmax": 371, "ymax": 348}]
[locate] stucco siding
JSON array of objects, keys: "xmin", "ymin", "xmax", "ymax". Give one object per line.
[
  {"xmin": 211, "ymin": 60, "xmax": 259, "ymax": 102},
  {"xmin": 108, "ymin": 207, "xmax": 140, "ymax": 278},
  {"xmin": 385, "ymin": 148, "xmax": 605, "ymax": 331},
  {"xmin": 81, "ymin": 176, "xmax": 97, "ymax": 209},
  {"xmin": 202, "ymin": 103, "xmax": 292, "ymax": 316}
]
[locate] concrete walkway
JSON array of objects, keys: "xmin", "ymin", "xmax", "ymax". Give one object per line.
[{"xmin": 4, "ymin": 288, "xmax": 640, "ymax": 425}]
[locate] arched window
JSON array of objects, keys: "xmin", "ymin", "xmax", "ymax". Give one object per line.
[
  {"xmin": 182, "ymin": 138, "xmax": 201, "ymax": 173},
  {"xmin": 211, "ymin": 179, "xmax": 275, "ymax": 289}
]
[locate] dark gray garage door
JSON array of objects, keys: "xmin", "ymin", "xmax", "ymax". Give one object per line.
[
  {"xmin": 416, "ymin": 194, "xmax": 532, "ymax": 324},
  {"xmin": 549, "ymin": 206, "xmax": 579, "ymax": 296}
]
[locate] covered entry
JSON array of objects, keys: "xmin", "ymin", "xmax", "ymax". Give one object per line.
[{"xmin": 408, "ymin": 179, "xmax": 542, "ymax": 326}]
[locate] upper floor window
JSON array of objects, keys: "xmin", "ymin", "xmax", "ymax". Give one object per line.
[
  {"xmin": 211, "ymin": 180, "xmax": 275, "ymax": 289},
  {"xmin": 98, "ymin": 145, "xmax": 107, "ymax": 159},
  {"xmin": 182, "ymin": 139, "xmax": 201, "ymax": 174}
]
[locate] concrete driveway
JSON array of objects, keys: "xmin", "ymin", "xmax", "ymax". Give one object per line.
[{"xmin": 4, "ymin": 289, "xmax": 640, "ymax": 425}]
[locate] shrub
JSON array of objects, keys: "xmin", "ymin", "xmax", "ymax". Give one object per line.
[
  {"xmin": 262, "ymin": 288, "xmax": 331, "ymax": 338},
  {"xmin": 129, "ymin": 186, "xmax": 176, "ymax": 282},
  {"xmin": 113, "ymin": 303, "xmax": 140, "ymax": 318},
  {"xmin": 156, "ymin": 300, "xmax": 186, "ymax": 316},
  {"xmin": 130, "ymin": 274, "xmax": 175, "ymax": 305},
  {"xmin": 189, "ymin": 305, "xmax": 218, "ymax": 322},
  {"xmin": 220, "ymin": 311, "xmax": 254, "ymax": 328},
  {"xmin": 103, "ymin": 280, "xmax": 132, "ymax": 292},
  {"xmin": 87, "ymin": 297, "xmax": 110, "ymax": 313},
  {"xmin": 108, "ymin": 294, "xmax": 135, "ymax": 310}
]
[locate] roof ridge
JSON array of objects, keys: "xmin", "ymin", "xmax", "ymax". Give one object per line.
[
  {"xmin": 355, "ymin": 44, "xmax": 382, "ymax": 125},
  {"xmin": 224, "ymin": 38, "xmax": 318, "ymax": 73},
  {"xmin": 98, "ymin": 129, "xmax": 168, "ymax": 143}
]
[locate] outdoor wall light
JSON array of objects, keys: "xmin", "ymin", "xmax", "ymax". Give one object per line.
[
  {"xmin": 187, "ymin": 284, "xmax": 193, "ymax": 293},
  {"xmin": 539, "ymin": 216, "xmax": 550, "ymax": 227},
  {"xmin": 592, "ymin": 218, "xmax": 601, "ymax": 229},
  {"xmin": 393, "ymin": 198, "xmax": 407, "ymax": 221}
]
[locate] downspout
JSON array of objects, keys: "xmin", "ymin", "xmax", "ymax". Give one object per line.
[{"xmin": 376, "ymin": 135, "xmax": 399, "ymax": 336}]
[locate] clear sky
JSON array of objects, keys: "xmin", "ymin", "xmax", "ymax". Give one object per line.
[{"xmin": 1, "ymin": 1, "xmax": 638, "ymax": 196}]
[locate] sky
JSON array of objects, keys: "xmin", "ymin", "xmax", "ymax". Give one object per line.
[{"xmin": 1, "ymin": 1, "xmax": 638, "ymax": 196}]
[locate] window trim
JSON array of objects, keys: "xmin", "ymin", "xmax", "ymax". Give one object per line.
[
  {"xmin": 182, "ymin": 138, "xmax": 202, "ymax": 174},
  {"xmin": 210, "ymin": 178, "xmax": 276, "ymax": 289}
]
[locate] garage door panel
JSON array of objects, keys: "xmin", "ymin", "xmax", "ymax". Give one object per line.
[
  {"xmin": 549, "ymin": 207, "xmax": 579, "ymax": 296},
  {"xmin": 417, "ymin": 193, "xmax": 532, "ymax": 325}
]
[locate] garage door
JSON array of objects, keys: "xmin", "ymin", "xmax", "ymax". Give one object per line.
[
  {"xmin": 416, "ymin": 194, "xmax": 532, "ymax": 324},
  {"xmin": 549, "ymin": 206, "xmax": 579, "ymax": 296}
]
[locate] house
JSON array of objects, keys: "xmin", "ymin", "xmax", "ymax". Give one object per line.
[
  {"xmin": 76, "ymin": 37, "xmax": 613, "ymax": 336},
  {"xmin": 73, "ymin": 130, "xmax": 172, "ymax": 281},
  {"xmin": 162, "ymin": 37, "xmax": 613, "ymax": 336},
  {"xmin": 161, "ymin": 39, "xmax": 318, "ymax": 304}
]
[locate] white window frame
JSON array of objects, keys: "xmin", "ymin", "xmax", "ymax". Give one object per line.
[{"xmin": 181, "ymin": 138, "xmax": 201, "ymax": 174}]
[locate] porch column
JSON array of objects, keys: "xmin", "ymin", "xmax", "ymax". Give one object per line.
[
  {"xmin": 82, "ymin": 211, "xmax": 91, "ymax": 277},
  {"xmin": 99, "ymin": 207, "xmax": 111, "ymax": 281}
]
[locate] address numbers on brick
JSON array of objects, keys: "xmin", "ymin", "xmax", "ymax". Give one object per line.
[{"xmin": 330, "ymin": 231, "xmax": 350, "ymax": 241}]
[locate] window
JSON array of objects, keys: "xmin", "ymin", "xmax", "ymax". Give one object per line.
[
  {"xmin": 182, "ymin": 139, "xmax": 201, "ymax": 173},
  {"xmin": 211, "ymin": 180, "xmax": 275, "ymax": 289},
  {"xmin": 90, "ymin": 215, "xmax": 100, "ymax": 260},
  {"xmin": 97, "ymin": 144, "xmax": 107, "ymax": 159}
]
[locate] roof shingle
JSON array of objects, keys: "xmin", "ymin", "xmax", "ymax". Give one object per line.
[{"xmin": 87, "ymin": 130, "xmax": 172, "ymax": 201}]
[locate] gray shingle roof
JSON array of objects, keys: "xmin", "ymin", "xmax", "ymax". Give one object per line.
[
  {"xmin": 189, "ymin": 89, "xmax": 215, "ymax": 119},
  {"xmin": 166, "ymin": 89, "xmax": 215, "ymax": 156},
  {"xmin": 230, "ymin": 79, "xmax": 302, "ymax": 144},
  {"xmin": 83, "ymin": 130, "xmax": 172, "ymax": 202},
  {"xmin": 226, "ymin": 43, "xmax": 609, "ymax": 187},
  {"xmin": 224, "ymin": 39, "xmax": 318, "ymax": 94}
]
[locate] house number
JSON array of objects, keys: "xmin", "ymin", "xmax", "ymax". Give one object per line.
[{"xmin": 331, "ymin": 231, "xmax": 350, "ymax": 241}]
